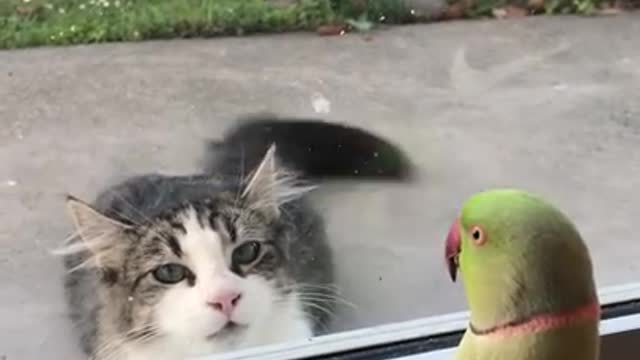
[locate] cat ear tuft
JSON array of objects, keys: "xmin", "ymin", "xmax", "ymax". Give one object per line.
[
  {"xmin": 241, "ymin": 144, "xmax": 315, "ymax": 218},
  {"xmin": 241, "ymin": 144, "xmax": 280, "ymax": 218},
  {"xmin": 61, "ymin": 195, "xmax": 131, "ymax": 268}
]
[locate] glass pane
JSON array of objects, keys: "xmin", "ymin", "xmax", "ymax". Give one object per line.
[{"xmin": 1, "ymin": 3, "xmax": 638, "ymax": 360}]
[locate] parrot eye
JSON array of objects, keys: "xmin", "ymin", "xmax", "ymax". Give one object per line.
[{"xmin": 470, "ymin": 226, "xmax": 487, "ymax": 246}]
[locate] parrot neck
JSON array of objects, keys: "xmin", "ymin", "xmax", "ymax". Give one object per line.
[{"xmin": 469, "ymin": 300, "xmax": 600, "ymax": 338}]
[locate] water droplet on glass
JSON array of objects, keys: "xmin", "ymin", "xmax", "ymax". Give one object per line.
[
  {"xmin": 553, "ymin": 83, "xmax": 568, "ymax": 91},
  {"xmin": 311, "ymin": 93, "xmax": 331, "ymax": 114},
  {"xmin": 3, "ymin": 180, "xmax": 17, "ymax": 187}
]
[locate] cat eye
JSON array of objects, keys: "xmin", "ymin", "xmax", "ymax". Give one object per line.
[
  {"xmin": 153, "ymin": 263, "xmax": 188, "ymax": 284},
  {"xmin": 232, "ymin": 241, "xmax": 262, "ymax": 265}
]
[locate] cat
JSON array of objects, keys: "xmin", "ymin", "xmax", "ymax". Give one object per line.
[{"xmin": 57, "ymin": 115, "xmax": 414, "ymax": 360}]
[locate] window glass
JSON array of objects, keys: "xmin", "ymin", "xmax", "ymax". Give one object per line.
[{"xmin": 1, "ymin": 2, "xmax": 638, "ymax": 360}]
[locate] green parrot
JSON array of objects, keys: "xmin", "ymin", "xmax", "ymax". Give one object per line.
[{"xmin": 445, "ymin": 189, "xmax": 601, "ymax": 360}]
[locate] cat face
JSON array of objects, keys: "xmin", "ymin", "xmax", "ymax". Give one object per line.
[
  {"xmin": 62, "ymin": 146, "xmax": 316, "ymax": 357},
  {"xmin": 121, "ymin": 203, "xmax": 286, "ymax": 355}
]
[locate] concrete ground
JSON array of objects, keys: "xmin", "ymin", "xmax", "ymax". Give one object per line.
[{"xmin": 1, "ymin": 14, "xmax": 640, "ymax": 360}]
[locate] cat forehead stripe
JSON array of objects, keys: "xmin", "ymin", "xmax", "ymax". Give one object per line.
[
  {"xmin": 166, "ymin": 234, "xmax": 183, "ymax": 258},
  {"xmin": 177, "ymin": 206, "xmax": 229, "ymax": 275},
  {"xmin": 168, "ymin": 221, "xmax": 187, "ymax": 234}
]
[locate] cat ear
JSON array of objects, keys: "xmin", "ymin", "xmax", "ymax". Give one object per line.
[
  {"xmin": 241, "ymin": 144, "xmax": 314, "ymax": 218},
  {"xmin": 63, "ymin": 195, "xmax": 131, "ymax": 268},
  {"xmin": 241, "ymin": 144, "xmax": 281, "ymax": 218}
]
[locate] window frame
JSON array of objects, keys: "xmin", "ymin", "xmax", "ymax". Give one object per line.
[{"xmin": 198, "ymin": 282, "xmax": 640, "ymax": 360}]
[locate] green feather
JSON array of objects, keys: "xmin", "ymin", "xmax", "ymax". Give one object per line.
[{"xmin": 452, "ymin": 189, "xmax": 599, "ymax": 360}]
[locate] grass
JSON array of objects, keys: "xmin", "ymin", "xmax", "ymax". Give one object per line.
[
  {"xmin": 0, "ymin": 0, "xmax": 630, "ymax": 49},
  {"xmin": 455, "ymin": 0, "xmax": 610, "ymax": 17},
  {"xmin": 0, "ymin": 0, "xmax": 415, "ymax": 49}
]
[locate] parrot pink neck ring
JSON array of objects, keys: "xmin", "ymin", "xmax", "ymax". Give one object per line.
[{"xmin": 469, "ymin": 300, "xmax": 601, "ymax": 338}]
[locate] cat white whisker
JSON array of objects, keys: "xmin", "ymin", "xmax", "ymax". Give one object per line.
[
  {"xmin": 95, "ymin": 325, "xmax": 161, "ymax": 360},
  {"xmin": 295, "ymin": 300, "xmax": 336, "ymax": 319},
  {"xmin": 295, "ymin": 294, "xmax": 356, "ymax": 309},
  {"xmin": 52, "ymin": 231, "xmax": 113, "ymax": 258},
  {"xmin": 282, "ymin": 282, "xmax": 341, "ymax": 292}
]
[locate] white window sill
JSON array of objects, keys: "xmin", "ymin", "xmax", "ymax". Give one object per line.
[{"xmin": 195, "ymin": 282, "xmax": 640, "ymax": 360}]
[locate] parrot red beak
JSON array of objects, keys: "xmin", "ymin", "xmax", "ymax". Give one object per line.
[{"xmin": 445, "ymin": 218, "xmax": 461, "ymax": 282}]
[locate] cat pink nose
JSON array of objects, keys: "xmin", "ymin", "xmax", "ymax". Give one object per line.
[{"xmin": 207, "ymin": 291, "xmax": 242, "ymax": 318}]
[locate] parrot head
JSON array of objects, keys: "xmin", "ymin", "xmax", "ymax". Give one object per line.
[{"xmin": 444, "ymin": 189, "xmax": 598, "ymax": 328}]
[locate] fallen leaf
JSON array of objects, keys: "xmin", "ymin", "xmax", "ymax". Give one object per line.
[
  {"xmin": 316, "ymin": 24, "xmax": 348, "ymax": 36},
  {"xmin": 16, "ymin": 6, "xmax": 35, "ymax": 15},
  {"xmin": 507, "ymin": 5, "xmax": 530, "ymax": 16},
  {"xmin": 527, "ymin": 0, "xmax": 545, "ymax": 11},
  {"xmin": 444, "ymin": 2, "xmax": 467, "ymax": 20},
  {"xmin": 614, "ymin": 0, "xmax": 636, "ymax": 10},
  {"xmin": 492, "ymin": 7, "xmax": 508, "ymax": 18},
  {"xmin": 595, "ymin": 7, "xmax": 623, "ymax": 14},
  {"xmin": 595, "ymin": 1, "xmax": 626, "ymax": 15},
  {"xmin": 493, "ymin": 5, "xmax": 529, "ymax": 18}
]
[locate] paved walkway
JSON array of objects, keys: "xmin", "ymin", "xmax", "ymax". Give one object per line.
[{"xmin": 1, "ymin": 14, "xmax": 640, "ymax": 360}]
